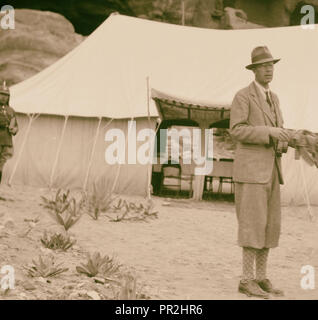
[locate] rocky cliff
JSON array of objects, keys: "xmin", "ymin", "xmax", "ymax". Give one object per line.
[
  {"xmin": 9, "ymin": 0, "xmax": 317, "ymax": 34},
  {"xmin": 10, "ymin": 0, "xmax": 134, "ymax": 35}
]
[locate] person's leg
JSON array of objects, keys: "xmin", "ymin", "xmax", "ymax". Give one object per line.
[
  {"xmin": 242, "ymin": 247, "xmax": 256, "ymax": 281},
  {"xmin": 265, "ymin": 165, "xmax": 281, "ymax": 247},
  {"xmin": 256, "ymin": 247, "xmax": 284, "ymax": 296},
  {"xmin": 235, "ymin": 182, "xmax": 268, "ymax": 249},
  {"xmin": 238, "ymin": 246, "xmax": 269, "ymax": 298},
  {"xmin": 256, "ymin": 166, "xmax": 284, "ymax": 296},
  {"xmin": 0, "ymin": 146, "xmax": 13, "ymax": 184},
  {"xmin": 235, "ymin": 182, "xmax": 270, "ymax": 298},
  {"xmin": 255, "ymin": 248, "xmax": 269, "ymax": 281},
  {"xmin": 0, "ymin": 145, "xmax": 5, "ymax": 183}
]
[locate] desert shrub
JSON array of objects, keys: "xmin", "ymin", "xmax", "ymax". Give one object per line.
[
  {"xmin": 24, "ymin": 255, "xmax": 68, "ymax": 278},
  {"xmin": 76, "ymin": 252, "xmax": 121, "ymax": 278},
  {"xmin": 85, "ymin": 180, "xmax": 116, "ymax": 220},
  {"xmin": 41, "ymin": 189, "xmax": 83, "ymax": 231},
  {"xmin": 41, "ymin": 231, "xmax": 76, "ymax": 251},
  {"xmin": 108, "ymin": 198, "xmax": 158, "ymax": 222}
]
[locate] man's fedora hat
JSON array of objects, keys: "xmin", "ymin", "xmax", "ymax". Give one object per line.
[
  {"xmin": 246, "ymin": 46, "xmax": 280, "ymax": 70},
  {"xmin": 0, "ymin": 81, "xmax": 10, "ymax": 96}
]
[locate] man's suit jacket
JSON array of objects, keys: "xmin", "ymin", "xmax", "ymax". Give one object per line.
[{"xmin": 230, "ymin": 81, "xmax": 284, "ymax": 184}]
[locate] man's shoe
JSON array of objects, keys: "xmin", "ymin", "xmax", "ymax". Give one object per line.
[
  {"xmin": 238, "ymin": 280, "xmax": 270, "ymax": 299},
  {"xmin": 257, "ymin": 279, "xmax": 284, "ymax": 297}
]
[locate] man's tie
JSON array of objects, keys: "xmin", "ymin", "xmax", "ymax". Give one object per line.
[{"xmin": 265, "ymin": 90, "xmax": 277, "ymax": 125}]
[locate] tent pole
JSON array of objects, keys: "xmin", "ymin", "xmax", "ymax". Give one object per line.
[
  {"xmin": 8, "ymin": 113, "xmax": 36, "ymax": 186},
  {"xmin": 49, "ymin": 115, "xmax": 68, "ymax": 189},
  {"xmin": 146, "ymin": 76, "xmax": 152, "ymax": 200},
  {"xmin": 181, "ymin": 0, "xmax": 185, "ymax": 26},
  {"xmin": 83, "ymin": 117, "xmax": 102, "ymax": 191},
  {"xmin": 300, "ymin": 159, "xmax": 314, "ymax": 221}
]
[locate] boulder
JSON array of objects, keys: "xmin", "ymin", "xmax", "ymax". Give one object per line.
[
  {"xmin": 0, "ymin": 9, "xmax": 84, "ymax": 86},
  {"xmin": 221, "ymin": 7, "xmax": 263, "ymax": 29},
  {"xmin": 133, "ymin": 0, "xmax": 263, "ymax": 29},
  {"xmin": 133, "ymin": 0, "xmax": 318, "ymax": 28}
]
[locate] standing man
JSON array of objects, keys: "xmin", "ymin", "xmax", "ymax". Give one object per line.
[
  {"xmin": 230, "ymin": 46, "xmax": 290, "ymax": 298},
  {"xmin": 0, "ymin": 81, "xmax": 18, "ymax": 184}
]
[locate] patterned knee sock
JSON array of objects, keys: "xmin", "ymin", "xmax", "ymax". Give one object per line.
[
  {"xmin": 256, "ymin": 248, "xmax": 269, "ymax": 281},
  {"xmin": 242, "ymin": 247, "xmax": 256, "ymax": 281}
]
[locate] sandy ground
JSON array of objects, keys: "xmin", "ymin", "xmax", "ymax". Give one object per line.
[{"xmin": 0, "ymin": 184, "xmax": 318, "ymax": 300}]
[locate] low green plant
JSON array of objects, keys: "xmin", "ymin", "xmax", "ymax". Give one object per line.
[
  {"xmin": 86, "ymin": 182, "xmax": 115, "ymax": 220},
  {"xmin": 42, "ymin": 190, "xmax": 83, "ymax": 231},
  {"xmin": 41, "ymin": 231, "xmax": 76, "ymax": 251},
  {"xmin": 129, "ymin": 203, "xmax": 144, "ymax": 213},
  {"xmin": 24, "ymin": 255, "xmax": 68, "ymax": 278},
  {"xmin": 108, "ymin": 198, "xmax": 158, "ymax": 222},
  {"xmin": 53, "ymin": 198, "xmax": 82, "ymax": 231},
  {"xmin": 76, "ymin": 252, "xmax": 121, "ymax": 278},
  {"xmin": 41, "ymin": 189, "xmax": 71, "ymax": 214}
]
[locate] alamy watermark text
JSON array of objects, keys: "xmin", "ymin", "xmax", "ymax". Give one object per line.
[{"xmin": 1, "ymin": 5, "xmax": 15, "ymax": 30}]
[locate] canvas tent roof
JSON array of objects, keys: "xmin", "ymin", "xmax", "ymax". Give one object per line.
[
  {"xmin": 11, "ymin": 14, "xmax": 318, "ymax": 125},
  {"xmin": 8, "ymin": 14, "xmax": 318, "ymax": 206}
]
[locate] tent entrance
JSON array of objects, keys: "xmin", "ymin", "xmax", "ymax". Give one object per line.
[{"xmin": 151, "ymin": 89, "xmax": 235, "ymax": 201}]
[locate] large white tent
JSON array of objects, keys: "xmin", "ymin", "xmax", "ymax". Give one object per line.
[{"xmin": 7, "ymin": 13, "xmax": 318, "ymax": 205}]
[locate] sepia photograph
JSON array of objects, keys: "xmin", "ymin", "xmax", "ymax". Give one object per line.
[{"xmin": 0, "ymin": 0, "xmax": 317, "ymax": 306}]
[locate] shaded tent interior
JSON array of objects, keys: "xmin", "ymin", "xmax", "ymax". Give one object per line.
[{"xmin": 151, "ymin": 89, "xmax": 234, "ymax": 200}]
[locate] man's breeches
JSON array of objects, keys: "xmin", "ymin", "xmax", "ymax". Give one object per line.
[
  {"xmin": 234, "ymin": 165, "xmax": 281, "ymax": 249},
  {"xmin": 0, "ymin": 145, "xmax": 13, "ymax": 171}
]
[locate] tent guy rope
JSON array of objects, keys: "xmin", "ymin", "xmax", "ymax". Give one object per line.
[
  {"xmin": 49, "ymin": 115, "xmax": 69, "ymax": 189},
  {"xmin": 82, "ymin": 117, "xmax": 103, "ymax": 190},
  {"xmin": 8, "ymin": 113, "xmax": 39, "ymax": 186}
]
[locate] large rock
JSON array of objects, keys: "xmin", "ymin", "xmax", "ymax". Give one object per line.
[
  {"xmin": 132, "ymin": 0, "xmax": 263, "ymax": 29},
  {"xmin": 7, "ymin": 0, "xmax": 318, "ymax": 36},
  {"xmin": 12, "ymin": 0, "xmax": 134, "ymax": 35},
  {"xmin": 131, "ymin": 0, "xmax": 224, "ymax": 27},
  {"xmin": 0, "ymin": 9, "xmax": 84, "ymax": 85},
  {"xmin": 133, "ymin": 0, "xmax": 318, "ymax": 28},
  {"xmin": 192, "ymin": 0, "xmax": 224, "ymax": 28},
  {"xmin": 221, "ymin": 7, "xmax": 263, "ymax": 29}
]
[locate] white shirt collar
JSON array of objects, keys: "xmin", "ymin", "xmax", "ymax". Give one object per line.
[{"xmin": 254, "ymin": 80, "xmax": 270, "ymax": 99}]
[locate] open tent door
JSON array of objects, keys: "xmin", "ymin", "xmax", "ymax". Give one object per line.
[{"xmin": 151, "ymin": 89, "xmax": 231, "ymax": 200}]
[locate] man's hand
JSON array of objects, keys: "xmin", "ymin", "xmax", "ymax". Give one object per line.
[{"xmin": 269, "ymin": 127, "xmax": 290, "ymax": 142}]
